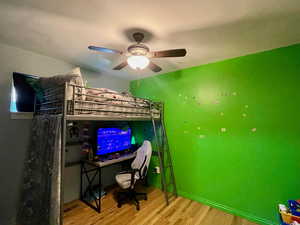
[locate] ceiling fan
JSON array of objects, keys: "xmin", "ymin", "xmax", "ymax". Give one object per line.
[{"xmin": 88, "ymin": 32, "xmax": 187, "ymax": 73}]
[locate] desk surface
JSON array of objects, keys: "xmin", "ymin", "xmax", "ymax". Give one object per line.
[{"xmin": 83, "ymin": 152, "xmax": 137, "ymax": 168}]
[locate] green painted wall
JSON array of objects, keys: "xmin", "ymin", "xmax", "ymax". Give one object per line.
[{"xmin": 130, "ymin": 44, "xmax": 300, "ymax": 225}]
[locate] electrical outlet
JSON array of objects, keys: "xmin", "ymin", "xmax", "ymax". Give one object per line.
[{"xmin": 154, "ymin": 166, "xmax": 160, "ymax": 174}]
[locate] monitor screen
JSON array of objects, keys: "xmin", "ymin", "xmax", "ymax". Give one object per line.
[{"xmin": 96, "ymin": 128, "xmax": 131, "ymax": 155}]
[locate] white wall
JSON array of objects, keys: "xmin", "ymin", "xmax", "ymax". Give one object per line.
[{"xmin": 0, "ymin": 42, "xmax": 129, "ymax": 225}]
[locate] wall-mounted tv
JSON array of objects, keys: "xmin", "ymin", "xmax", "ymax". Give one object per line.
[{"xmin": 96, "ymin": 128, "xmax": 131, "ymax": 156}]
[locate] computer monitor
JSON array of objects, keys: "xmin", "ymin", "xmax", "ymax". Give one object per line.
[{"xmin": 96, "ymin": 127, "xmax": 131, "ymax": 156}]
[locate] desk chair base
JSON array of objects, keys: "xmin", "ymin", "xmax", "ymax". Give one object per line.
[{"xmin": 117, "ymin": 190, "xmax": 147, "ymax": 210}]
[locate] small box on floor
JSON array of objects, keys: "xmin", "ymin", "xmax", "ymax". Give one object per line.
[{"xmin": 279, "ymin": 200, "xmax": 300, "ymax": 225}]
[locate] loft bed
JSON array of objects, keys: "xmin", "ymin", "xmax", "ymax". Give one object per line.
[
  {"xmin": 34, "ymin": 82, "xmax": 161, "ymax": 120},
  {"xmin": 32, "ymin": 82, "xmax": 165, "ymax": 223},
  {"xmin": 18, "ymin": 70, "xmax": 176, "ymax": 225}
]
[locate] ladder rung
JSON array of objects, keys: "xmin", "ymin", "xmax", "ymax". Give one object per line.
[
  {"xmin": 169, "ymin": 192, "xmax": 177, "ymax": 197},
  {"xmin": 152, "ymin": 151, "xmax": 159, "ymax": 156},
  {"xmin": 164, "ymin": 164, "xmax": 172, "ymax": 168},
  {"xmin": 166, "ymin": 182, "xmax": 173, "ymax": 187},
  {"xmin": 167, "ymin": 192, "xmax": 176, "ymax": 201}
]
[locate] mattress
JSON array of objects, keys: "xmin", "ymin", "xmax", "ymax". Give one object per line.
[
  {"xmin": 39, "ymin": 85, "xmax": 160, "ymax": 119},
  {"xmin": 73, "ymin": 88, "xmax": 160, "ymax": 118}
]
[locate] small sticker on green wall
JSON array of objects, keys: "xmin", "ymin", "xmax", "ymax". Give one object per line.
[
  {"xmin": 199, "ymin": 134, "xmax": 206, "ymax": 139},
  {"xmin": 251, "ymin": 128, "xmax": 257, "ymax": 132},
  {"xmin": 242, "ymin": 113, "xmax": 247, "ymax": 117},
  {"xmin": 221, "ymin": 128, "xmax": 227, "ymax": 132}
]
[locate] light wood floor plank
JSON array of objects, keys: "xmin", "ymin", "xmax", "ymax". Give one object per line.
[{"xmin": 63, "ymin": 187, "xmax": 259, "ymax": 225}]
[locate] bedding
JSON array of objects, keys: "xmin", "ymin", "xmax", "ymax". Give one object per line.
[
  {"xmin": 73, "ymin": 87, "xmax": 160, "ymax": 118},
  {"xmin": 37, "ymin": 68, "xmax": 159, "ymax": 118}
]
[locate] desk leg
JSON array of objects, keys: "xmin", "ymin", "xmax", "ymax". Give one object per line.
[
  {"xmin": 80, "ymin": 162, "xmax": 102, "ymax": 213},
  {"xmin": 98, "ymin": 166, "xmax": 101, "ymax": 213},
  {"xmin": 80, "ymin": 162, "xmax": 83, "ymax": 201}
]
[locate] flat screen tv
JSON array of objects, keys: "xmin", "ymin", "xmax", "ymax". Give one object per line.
[{"xmin": 96, "ymin": 128, "xmax": 131, "ymax": 156}]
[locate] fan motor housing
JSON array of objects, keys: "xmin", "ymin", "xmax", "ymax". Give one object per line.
[{"xmin": 127, "ymin": 44, "xmax": 149, "ymax": 56}]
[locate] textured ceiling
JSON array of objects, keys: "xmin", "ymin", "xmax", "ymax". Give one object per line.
[{"xmin": 0, "ymin": 0, "xmax": 300, "ymax": 80}]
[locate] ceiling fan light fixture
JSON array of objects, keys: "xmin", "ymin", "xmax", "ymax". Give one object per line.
[{"xmin": 127, "ymin": 55, "xmax": 150, "ymax": 70}]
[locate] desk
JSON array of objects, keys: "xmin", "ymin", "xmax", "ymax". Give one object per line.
[{"xmin": 80, "ymin": 152, "xmax": 137, "ymax": 212}]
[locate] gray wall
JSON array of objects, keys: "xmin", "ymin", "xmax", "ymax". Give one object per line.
[{"xmin": 0, "ymin": 42, "xmax": 129, "ymax": 225}]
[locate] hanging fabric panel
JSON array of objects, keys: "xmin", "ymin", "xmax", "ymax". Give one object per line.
[{"xmin": 17, "ymin": 115, "xmax": 62, "ymax": 225}]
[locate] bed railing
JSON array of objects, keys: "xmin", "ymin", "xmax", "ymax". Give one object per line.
[{"xmin": 34, "ymin": 83, "xmax": 160, "ymax": 119}]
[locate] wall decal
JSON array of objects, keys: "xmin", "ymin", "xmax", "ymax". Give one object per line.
[{"xmin": 221, "ymin": 128, "xmax": 227, "ymax": 132}]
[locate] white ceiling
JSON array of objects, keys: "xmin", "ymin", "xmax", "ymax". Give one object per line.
[{"xmin": 0, "ymin": 0, "xmax": 300, "ymax": 80}]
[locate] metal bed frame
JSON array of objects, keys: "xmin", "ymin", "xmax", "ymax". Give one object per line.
[{"xmin": 34, "ymin": 82, "xmax": 177, "ymax": 225}]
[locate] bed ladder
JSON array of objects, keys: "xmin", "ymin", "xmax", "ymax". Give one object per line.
[{"xmin": 150, "ymin": 102, "xmax": 177, "ymax": 205}]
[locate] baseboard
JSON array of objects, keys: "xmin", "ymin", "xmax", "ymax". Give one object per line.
[{"xmin": 177, "ymin": 190, "xmax": 276, "ymax": 225}]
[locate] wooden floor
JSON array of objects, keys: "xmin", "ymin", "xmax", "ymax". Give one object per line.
[{"xmin": 63, "ymin": 187, "xmax": 258, "ymax": 225}]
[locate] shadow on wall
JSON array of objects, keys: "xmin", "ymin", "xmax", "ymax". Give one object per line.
[
  {"xmin": 0, "ymin": 84, "xmax": 32, "ymax": 225},
  {"xmin": 168, "ymin": 10, "xmax": 300, "ymax": 65},
  {"xmin": 2, "ymin": 0, "xmax": 109, "ymax": 22}
]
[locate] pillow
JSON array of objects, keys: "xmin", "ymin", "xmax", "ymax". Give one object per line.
[
  {"xmin": 31, "ymin": 67, "xmax": 86, "ymax": 101},
  {"xmin": 38, "ymin": 74, "xmax": 78, "ymax": 89},
  {"xmin": 66, "ymin": 67, "xmax": 86, "ymax": 101}
]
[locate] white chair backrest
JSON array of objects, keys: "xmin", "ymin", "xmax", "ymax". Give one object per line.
[{"xmin": 131, "ymin": 140, "xmax": 152, "ymax": 179}]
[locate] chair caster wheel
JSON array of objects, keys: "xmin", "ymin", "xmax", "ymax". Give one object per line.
[
  {"xmin": 136, "ymin": 205, "xmax": 140, "ymax": 211},
  {"xmin": 117, "ymin": 203, "xmax": 122, "ymax": 208}
]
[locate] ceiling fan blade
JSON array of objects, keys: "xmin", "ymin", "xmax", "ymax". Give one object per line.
[
  {"xmin": 88, "ymin": 46, "xmax": 122, "ymax": 54},
  {"xmin": 113, "ymin": 61, "xmax": 128, "ymax": 70},
  {"xmin": 150, "ymin": 49, "xmax": 187, "ymax": 58},
  {"xmin": 149, "ymin": 61, "xmax": 162, "ymax": 73}
]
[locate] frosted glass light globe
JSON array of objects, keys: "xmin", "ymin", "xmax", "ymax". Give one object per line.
[{"xmin": 127, "ymin": 55, "xmax": 150, "ymax": 70}]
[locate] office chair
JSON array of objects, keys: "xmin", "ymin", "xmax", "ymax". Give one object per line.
[{"xmin": 115, "ymin": 140, "xmax": 152, "ymax": 210}]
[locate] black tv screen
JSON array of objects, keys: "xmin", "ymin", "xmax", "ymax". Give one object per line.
[{"xmin": 12, "ymin": 72, "xmax": 39, "ymax": 112}]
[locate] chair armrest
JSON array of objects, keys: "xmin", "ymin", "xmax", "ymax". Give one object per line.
[
  {"xmin": 118, "ymin": 170, "xmax": 133, "ymax": 174},
  {"xmin": 130, "ymin": 169, "xmax": 139, "ymax": 188}
]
